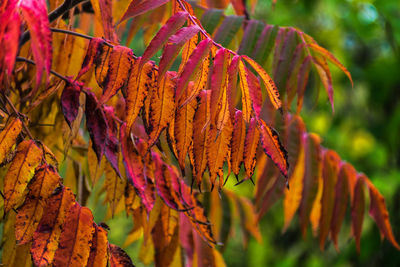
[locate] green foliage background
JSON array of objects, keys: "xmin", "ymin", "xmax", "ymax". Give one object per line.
[{"xmin": 86, "ymin": 0, "xmax": 400, "ymax": 266}]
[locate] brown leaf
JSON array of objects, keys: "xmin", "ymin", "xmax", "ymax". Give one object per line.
[
  {"xmin": 101, "ymin": 46, "xmax": 134, "ymax": 103},
  {"xmin": 109, "ymin": 244, "xmax": 135, "ymax": 267},
  {"xmin": 87, "ymin": 224, "xmax": 109, "ymax": 267},
  {"xmin": 31, "ymin": 187, "xmax": 76, "ymax": 266}
]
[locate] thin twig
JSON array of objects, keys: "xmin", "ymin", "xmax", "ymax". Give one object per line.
[
  {"xmin": 16, "ymin": 57, "xmax": 70, "ymax": 82},
  {"xmin": 51, "ymin": 28, "xmax": 114, "ymax": 48}
]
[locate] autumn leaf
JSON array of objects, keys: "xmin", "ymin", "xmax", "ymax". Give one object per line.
[
  {"xmin": 230, "ymin": 110, "xmax": 246, "ymax": 178},
  {"xmin": 120, "ymin": 0, "xmax": 171, "ymax": 22},
  {"xmin": 77, "ymin": 37, "xmax": 105, "ymax": 79},
  {"xmin": 176, "ymin": 38, "xmax": 212, "ymax": 102},
  {"xmin": 104, "ymin": 161, "xmax": 125, "ymax": 217},
  {"xmin": 0, "ymin": 117, "xmax": 22, "ymax": 164},
  {"xmin": 101, "ymin": 45, "xmax": 134, "ymax": 103},
  {"xmin": 243, "ymin": 118, "xmax": 260, "ymax": 180},
  {"xmin": 3, "ymin": 140, "xmax": 43, "ymax": 213},
  {"xmin": 52, "ymin": 203, "xmax": 95, "ymax": 266},
  {"xmin": 237, "ymin": 59, "xmax": 253, "ymax": 122},
  {"xmin": 241, "ymin": 55, "xmax": 282, "ymax": 110},
  {"xmin": 31, "ymin": 187, "xmax": 76, "ymax": 266},
  {"xmin": 258, "ymin": 119, "xmax": 288, "ymax": 177},
  {"xmin": 120, "ymin": 123, "xmax": 155, "ymax": 212},
  {"xmin": 193, "ymin": 90, "xmax": 211, "ymax": 187},
  {"xmin": 109, "ymin": 243, "xmax": 135, "ymax": 267},
  {"xmin": 147, "ymin": 71, "xmax": 176, "ymax": 146},
  {"xmin": 87, "ymin": 224, "xmax": 109, "ymax": 267},
  {"xmin": 139, "ymin": 11, "xmax": 189, "ymax": 69},
  {"xmin": 126, "ymin": 60, "xmax": 156, "ymax": 132},
  {"xmin": 61, "ymin": 80, "xmax": 83, "ymax": 128},
  {"xmin": 15, "ymin": 164, "xmax": 60, "ymax": 244},
  {"xmin": 351, "ymin": 175, "xmax": 366, "ymax": 252},
  {"xmin": 103, "ymin": 105, "xmax": 122, "ymax": 177},
  {"xmin": 20, "ymin": 0, "xmax": 52, "ymax": 87},
  {"xmin": 319, "ymin": 150, "xmax": 340, "ymax": 250},
  {"xmin": 85, "ymin": 91, "xmax": 108, "ymax": 162}
]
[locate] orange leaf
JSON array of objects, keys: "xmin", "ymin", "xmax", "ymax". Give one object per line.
[
  {"xmin": 125, "ymin": 59, "xmax": 157, "ymax": 132},
  {"xmin": 237, "ymin": 59, "xmax": 253, "ymax": 122},
  {"xmin": 95, "ymin": 44, "xmax": 112, "ymax": 88},
  {"xmin": 148, "ymin": 71, "xmax": 176, "ymax": 146},
  {"xmin": 31, "ymin": 187, "xmax": 76, "ymax": 266},
  {"xmin": 243, "ymin": 118, "xmax": 260, "ymax": 179},
  {"xmin": 241, "ymin": 55, "xmax": 282, "ymax": 110},
  {"xmin": 15, "ymin": 164, "xmax": 60, "ymax": 244},
  {"xmin": 258, "ymin": 119, "xmax": 288, "ymax": 177},
  {"xmin": 101, "ymin": 45, "xmax": 134, "ymax": 103},
  {"xmin": 87, "ymin": 224, "xmax": 109, "ymax": 267},
  {"xmin": 109, "ymin": 243, "xmax": 135, "ymax": 267},
  {"xmin": 207, "ymin": 119, "xmax": 233, "ymax": 188},
  {"xmin": 193, "ymin": 90, "xmax": 211, "ymax": 187},
  {"xmin": 104, "ymin": 161, "xmax": 126, "ymax": 217},
  {"xmin": 365, "ymin": 178, "xmax": 400, "ymax": 250},
  {"xmin": 174, "ymin": 86, "xmax": 197, "ymax": 172},
  {"xmin": 0, "ymin": 117, "xmax": 22, "ymax": 164},
  {"xmin": 3, "ymin": 140, "xmax": 43, "ymax": 213},
  {"xmin": 351, "ymin": 175, "xmax": 366, "ymax": 252},
  {"xmin": 319, "ymin": 150, "xmax": 340, "ymax": 250},
  {"xmin": 52, "ymin": 204, "xmax": 95, "ymax": 267},
  {"xmin": 309, "ymin": 43, "xmax": 353, "ymax": 87}
]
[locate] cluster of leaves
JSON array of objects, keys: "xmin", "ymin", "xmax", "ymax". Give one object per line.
[{"xmin": 0, "ymin": 0, "xmax": 398, "ymax": 266}]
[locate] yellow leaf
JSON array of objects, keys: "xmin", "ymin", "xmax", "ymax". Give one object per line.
[{"xmin": 0, "ymin": 117, "xmax": 22, "ymax": 164}]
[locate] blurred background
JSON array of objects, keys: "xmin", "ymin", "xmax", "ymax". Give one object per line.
[{"xmin": 87, "ymin": 0, "xmax": 400, "ymax": 266}]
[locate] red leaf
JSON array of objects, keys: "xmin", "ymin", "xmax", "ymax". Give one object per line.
[
  {"xmin": 77, "ymin": 38, "xmax": 105, "ymax": 79},
  {"xmin": 120, "ymin": 123, "xmax": 155, "ymax": 212},
  {"xmin": 120, "ymin": 0, "xmax": 170, "ymax": 22},
  {"xmin": 140, "ymin": 12, "xmax": 189, "ymax": 68},
  {"xmin": 210, "ymin": 48, "xmax": 229, "ymax": 126},
  {"xmin": 159, "ymin": 25, "xmax": 200, "ymax": 79},
  {"xmin": 20, "ymin": 0, "xmax": 52, "ymax": 87},
  {"xmin": 103, "ymin": 105, "xmax": 121, "ymax": 177},
  {"xmin": 176, "ymin": 39, "xmax": 212, "ymax": 102},
  {"xmin": 61, "ymin": 80, "xmax": 82, "ymax": 128},
  {"xmin": 319, "ymin": 150, "xmax": 340, "ymax": 250},
  {"xmin": 365, "ymin": 179, "xmax": 400, "ymax": 250},
  {"xmin": 227, "ymin": 56, "xmax": 239, "ymax": 123},
  {"xmin": 258, "ymin": 119, "xmax": 288, "ymax": 177},
  {"xmin": 245, "ymin": 67, "xmax": 263, "ymax": 118},
  {"xmin": 330, "ymin": 162, "xmax": 351, "ymax": 251},
  {"xmin": 2, "ymin": 10, "xmax": 20, "ymax": 76},
  {"xmin": 231, "ymin": 110, "xmax": 246, "ymax": 177},
  {"xmin": 299, "ymin": 133, "xmax": 322, "ymax": 237},
  {"xmin": 85, "ymin": 91, "xmax": 108, "ymax": 162},
  {"xmin": 351, "ymin": 175, "xmax": 366, "ymax": 252}
]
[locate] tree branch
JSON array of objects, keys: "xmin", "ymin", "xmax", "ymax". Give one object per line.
[
  {"xmin": 19, "ymin": 0, "xmax": 89, "ymax": 47},
  {"xmin": 16, "ymin": 57, "xmax": 70, "ymax": 82}
]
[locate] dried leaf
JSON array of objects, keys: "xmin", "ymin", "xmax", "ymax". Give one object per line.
[
  {"xmin": 101, "ymin": 46, "xmax": 134, "ymax": 103},
  {"xmin": 31, "ymin": 187, "xmax": 76, "ymax": 266},
  {"xmin": 109, "ymin": 243, "xmax": 135, "ymax": 266},
  {"xmin": 4, "ymin": 140, "xmax": 43, "ymax": 213},
  {"xmin": 0, "ymin": 117, "xmax": 22, "ymax": 164},
  {"xmin": 77, "ymin": 37, "xmax": 105, "ymax": 79},
  {"xmin": 15, "ymin": 164, "xmax": 60, "ymax": 244},
  {"xmin": 258, "ymin": 119, "xmax": 288, "ymax": 177}
]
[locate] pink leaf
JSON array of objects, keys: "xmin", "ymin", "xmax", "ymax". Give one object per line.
[{"xmin": 120, "ymin": 0, "xmax": 170, "ymax": 22}]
